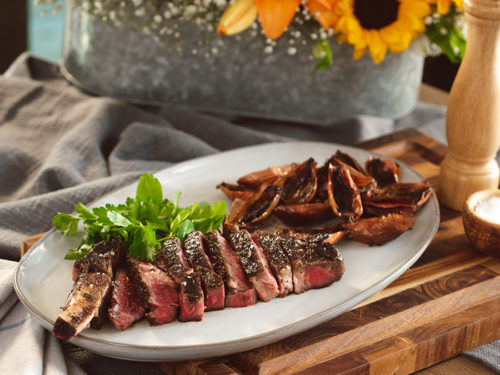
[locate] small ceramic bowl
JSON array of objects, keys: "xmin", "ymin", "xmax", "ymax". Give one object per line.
[{"xmin": 463, "ymin": 189, "xmax": 500, "ymax": 258}]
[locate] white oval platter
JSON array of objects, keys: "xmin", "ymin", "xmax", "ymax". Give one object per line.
[{"xmin": 14, "ymin": 141, "xmax": 440, "ymax": 362}]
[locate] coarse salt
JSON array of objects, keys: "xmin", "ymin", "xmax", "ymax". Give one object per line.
[{"xmin": 474, "ymin": 196, "xmax": 500, "ymax": 224}]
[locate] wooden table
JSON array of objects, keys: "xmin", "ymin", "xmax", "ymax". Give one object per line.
[{"xmin": 22, "ymin": 129, "xmax": 499, "ymax": 374}]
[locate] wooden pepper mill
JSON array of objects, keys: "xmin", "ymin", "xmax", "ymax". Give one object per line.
[{"xmin": 438, "ymin": 0, "xmax": 500, "ymax": 210}]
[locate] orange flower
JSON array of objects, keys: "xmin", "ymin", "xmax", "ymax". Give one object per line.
[
  {"xmin": 254, "ymin": 0, "xmax": 301, "ymax": 39},
  {"xmin": 306, "ymin": 0, "xmax": 340, "ymax": 30}
]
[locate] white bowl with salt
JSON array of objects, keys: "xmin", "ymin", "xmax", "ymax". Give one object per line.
[{"xmin": 463, "ymin": 189, "xmax": 500, "ymax": 257}]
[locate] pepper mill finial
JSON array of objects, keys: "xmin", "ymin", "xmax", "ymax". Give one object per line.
[{"xmin": 438, "ymin": 0, "xmax": 500, "ymax": 211}]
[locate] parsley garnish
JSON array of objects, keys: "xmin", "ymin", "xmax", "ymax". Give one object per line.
[{"xmin": 52, "ymin": 173, "xmax": 227, "ymax": 262}]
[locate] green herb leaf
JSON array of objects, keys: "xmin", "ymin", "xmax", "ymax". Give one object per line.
[
  {"xmin": 53, "ymin": 174, "xmax": 227, "ymax": 261},
  {"xmin": 136, "ymin": 173, "xmax": 163, "ymax": 204},
  {"xmin": 106, "ymin": 210, "xmax": 132, "ymax": 227},
  {"xmin": 176, "ymin": 219, "xmax": 195, "ymax": 241},
  {"xmin": 52, "ymin": 213, "xmax": 80, "ymax": 237},
  {"xmin": 313, "ymin": 39, "xmax": 333, "ymax": 70}
]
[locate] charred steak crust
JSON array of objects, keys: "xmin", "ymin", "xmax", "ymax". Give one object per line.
[
  {"xmin": 254, "ymin": 231, "xmax": 290, "ymax": 272},
  {"xmin": 158, "ymin": 237, "xmax": 190, "ymax": 281},
  {"xmin": 73, "ymin": 236, "xmax": 122, "ymax": 279},
  {"xmin": 53, "ymin": 272, "xmax": 112, "ymax": 341},
  {"xmin": 182, "ymin": 273, "xmax": 203, "ymax": 304},
  {"xmin": 183, "ymin": 231, "xmax": 212, "ymax": 270},
  {"xmin": 203, "ymin": 231, "xmax": 231, "ymax": 285},
  {"xmin": 226, "ymin": 231, "xmax": 263, "ymax": 278},
  {"xmin": 179, "ymin": 272, "xmax": 204, "ymax": 322},
  {"xmin": 197, "ymin": 265, "xmax": 224, "ymax": 290}
]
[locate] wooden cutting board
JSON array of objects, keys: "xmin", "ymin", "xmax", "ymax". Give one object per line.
[
  {"xmin": 21, "ymin": 129, "xmax": 499, "ymax": 374},
  {"xmin": 156, "ymin": 129, "xmax": 500, "ymax": 375}
]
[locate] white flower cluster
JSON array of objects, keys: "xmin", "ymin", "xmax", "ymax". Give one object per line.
[{"xmin": 35, "ymin": 0, "xmax": 333, "ymax": 60}]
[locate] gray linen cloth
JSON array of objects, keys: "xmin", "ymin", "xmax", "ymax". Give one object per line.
[{"xmin": 0, "ymin": 53, "xmax": 498, "ymax": 374}]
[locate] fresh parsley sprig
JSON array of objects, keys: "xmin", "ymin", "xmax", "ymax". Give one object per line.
[{"xmin": 52, "ymin": 173, "xmax": 227, "ymax": 261}]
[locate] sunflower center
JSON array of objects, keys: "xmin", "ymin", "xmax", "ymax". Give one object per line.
[{"xmin": 353, "ymin": 0, "xmax": 400, "ymax": 30}]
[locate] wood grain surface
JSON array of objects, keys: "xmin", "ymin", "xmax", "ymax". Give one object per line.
[{"xmin": 156, "ymin": 129, "xmax": 500, "ymax": 374}]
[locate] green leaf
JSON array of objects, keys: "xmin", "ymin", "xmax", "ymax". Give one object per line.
[
  {"xmin": 211, "ymin": 201, "xmax": 227, "ymax": 216},
  {"xmin": 424, "ymin": 7, "xmax": 466, "ymax": 64},
  {"xmin": 107, "ymin": 210, "xmax": 132, "ymax": 227},
  {"xmin": 313, "ymin": 39, "xmax": 333, "ymax": 70},
  {"xmin": 136, "ymin": 173, "xmax": 163, "ymax": 204},
  {"xmin": 52, "ymin": 213, "xmax": 80, "ymax": 236},
  {"xmin": 129, "ymin": 224, "xmax": 157, "ymax": 261},
  {"xmin": 176, "ymin": 219, "xmax": 195, "ymax": 241},
  {"xmin": 53, "ymin": 173, "xmax": 227, "ymax": 262},
  {"xmin": 74, "ymin": 203, "xmax": 95, "ymax": 219}
]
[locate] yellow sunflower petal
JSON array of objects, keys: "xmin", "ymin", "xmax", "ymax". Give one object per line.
[
  {"xmin": 436, "ymin": 0, "xmax": 451, "ymax": 14},
  {"xmin": 353, "ymin": 47, "xmax": 366, "ymax": 60}
]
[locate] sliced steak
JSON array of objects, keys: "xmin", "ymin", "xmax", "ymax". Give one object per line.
[
  {"xmin": 204, "ymin": 230, "xmax": 256, "ymax": 308},
  {"xmin": 108, "ymin": 268, "xmax": 146, "ymax": 331},
  {"xmin": 226, "ymin": 230, "xmax": 280, "ymax": 302},
  {"xmin": 184, "ymin": 231, "xmax": 225, "ymax": 310},
  {"xmin": 72, "ymin": 236, "xmax": 122, "ymax": 281},
  {"xmin": 157, "ymin": 236, "xmax": 206, "ymax": 319},
  {"xmin": 183, "ymin": 231, "xmax": 213, "ymax": 269},
  {"xmin": 156, "ymin": 237, "xmax": 191, "ymax": 284},
  {"xmin": 197, "ymin": 266, "xmax": 225, "ymax": 311},
  {"xmin": 252, "ymin": 231, "xmax": 293, "ymax": 297},
  {"xmin": 127, "ymin": 255, "xmax": 179, "ymax": 325},
  {"xmin": 280, "ymin": 234, "xmax": 345, "ymax": 294},
  {"xmin": 225, "ymin": 288, "xmax": 257, "ymax": 307},
  {"xmin": 53, "ymin": 272, "xmax": 112, "ymax": 341},
  {"xmin": 179, "ymin": 272, "xmax": 205, "ymax": 322}
]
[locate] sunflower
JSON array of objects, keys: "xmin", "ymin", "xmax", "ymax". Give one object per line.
[
  {"xmin": 427, "ymin": 0, "xmax": 463, "ymax": 15},
  {"xmin": 335, "ymin": 0, "xmax": 431, "ymax": 63}
]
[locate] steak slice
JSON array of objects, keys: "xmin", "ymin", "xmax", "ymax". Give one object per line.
[
  {"xmin": 179, "ymin": 272, "xmax": 204, "ymax": 322},
  {"xmin": 280, "ymin": 234, "xmax": 345, "ymax": 294},
  {"xmin": 197, "ymin": 266, "xmax": 225, "ymax": 311},
  {"xmin": 204, "ymin": 230, "xmax": 256, "ymax": 308},
  {"xmin": 72, "ymin": 236, "xmax": 122, "ymax": 281},
  {"xmin": 225, "ymin": 288, "xmax": 258, "ymax": 307},
  {"xmin": 53, "ymin": 272, "xmax": 112, "ymax": 341},
  {"xmin": 183, "ymin": 231, "xmax": 213, "ymax": 270},
  {"xmin": 184, "ymin": 231, "xmax": 225, "ymax": 310},
  {"xmin": 227, "ymin": 230, "xmax": 280, "ymax": 302},
  {"xmin": 127, "ymin": 255, "xmax": 179, "ymax": 325},
  {"xmin": 252, "ymin": 231, "xmax": 293, "ymax": 297},
  {"xmin": 156, "ymin": 237, "xmax": 191, "ymax": 284},
  {"xmin": 157, "ymin": 237, "xmax": 205, "ymax": 320},
  {"xmin": 108, "ymin": 268, "xmax": 146, "ymax": 331}
]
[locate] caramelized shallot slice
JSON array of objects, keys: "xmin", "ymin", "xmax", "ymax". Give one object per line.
[
  {"xmin": 327, "ymin": 164, "xmax": 363, "ymax": 222},
  {"xmin": 281, "ymin": 158, "xmax": 318, "ymax": 205},
  {"xmin": 343, "ymin": 212, "xmax": 415, "ymax": 246},
  {"xmin": 273, "ymin": 202, "xmax": 334, "ymax": 226},
  {"xmin": 276, "ymin": 225, "xmax": 344, "ymax": 244},
  {"xmin": 377, "ymin": 181, "xmax": 433, "ymax": 211},
  {"xmin": 237, "ymin": 164, "xmax": 295, "ymax": 188},
  {"xmin": 334, "ymin": 150, "xmax": 366, "ymax": 173},
  {"xmin": 365, "ymin": 156, "xmax": 400, "ymax": 187},
  {"xmin": 216, "ymin": 182, "xmax": 254, "ymax": 201},
  {"xmin": 240, "ymin": 184, "xmax": 282, "ymax": 226},
  {"xmin": 362, "ymin": 197, "xmax": 416, "ymax": 217},
  {"xmin": 329, "ymin": 157, "xmax": 377, "ymax": 196}
]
